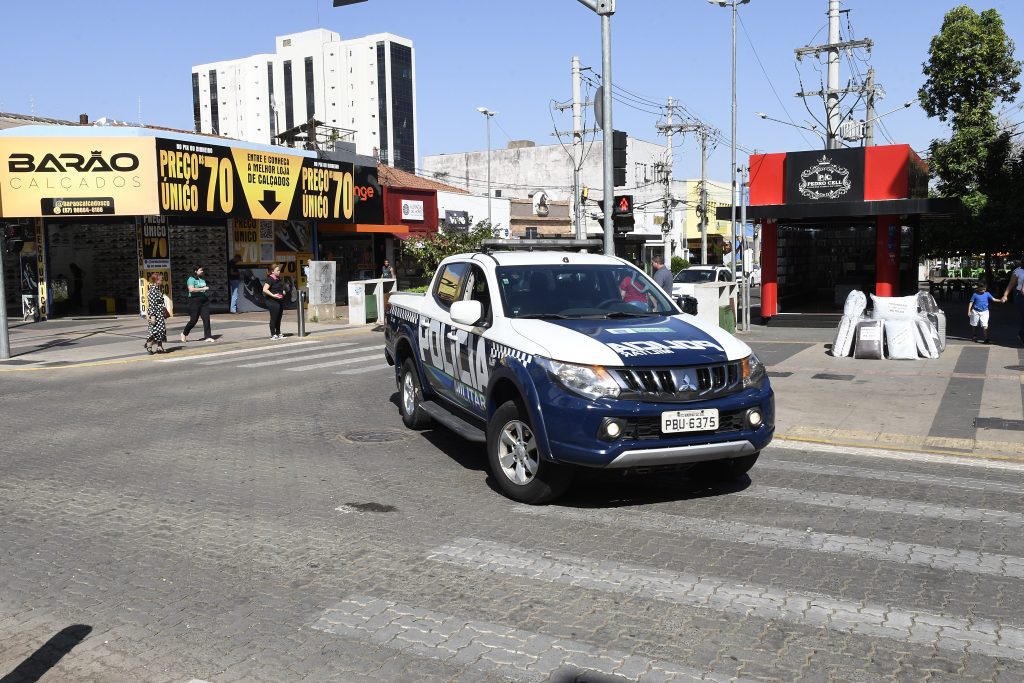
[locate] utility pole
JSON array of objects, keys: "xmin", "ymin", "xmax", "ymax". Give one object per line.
[
  {"xmin": 662, "ymin": 97, "xmax": 674, "ymax": 266},
  {"xmin": 572, "ymin": 56, "xmax": 585, "ymax": 239},
  {"xmin": 657, "ymin": 118, "xmax": 715, "ymax": 265},
  {"xmin": 0, "ymin": 231, "xmax": 9, "ymax": 359},
  {"xmin": 864, "ymin": 67, "xmax": 876, "ymax": 146},
  {"xmin": 739, "ymin": 164, "xmax": 749, "ymax": 332},
  {"xmin": 577, "ymin": 0, "xmax": 616, "ymax": 256},
  {"xmin": 794, "ymin": 0, "xmax": 872, "ymax": 149}
]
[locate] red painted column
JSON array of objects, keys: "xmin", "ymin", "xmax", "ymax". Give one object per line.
[
  {"xmin": 875, "ymin": 215, "xmax": 900, "ymax": 297},
  {"xmin": 760, "ymin": 220, "xmax": 778, "ymax": 317}
]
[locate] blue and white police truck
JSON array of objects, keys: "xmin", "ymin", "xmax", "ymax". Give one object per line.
[{"xmin": 384, "ymin": 251, "xmax": 774, "ymax": 504}]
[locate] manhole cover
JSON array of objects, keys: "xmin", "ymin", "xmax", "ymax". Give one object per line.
[{"xmin": 342, "ymin": 429, "xmax": 407, "ymax": 443}]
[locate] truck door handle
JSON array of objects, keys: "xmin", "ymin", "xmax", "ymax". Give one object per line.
[
  {"xmin": 420, "ymin": 319, "xmax": 430, "ymax": 328},
  {"xmin": 446, "ymin": 331, "xmax": 458, "ymax": 341}
]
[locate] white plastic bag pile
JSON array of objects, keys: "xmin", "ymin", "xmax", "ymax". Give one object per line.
[{"xmin": 831, "ymin": 290, "xmax": 944, "ymax": 360}]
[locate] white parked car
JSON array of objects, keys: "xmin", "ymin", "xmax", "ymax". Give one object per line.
[
  {"xmin": 738, "ymin": 267, "xmax": 761, "ymax": 287},
  {"xmin": 671, "ymin": 266, "xmax": 734, "ymax": 297}
]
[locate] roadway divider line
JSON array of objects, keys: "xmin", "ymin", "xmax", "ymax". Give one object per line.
[
  {"xmin": 310, "ymin": 594, "xmax": 753, "ymax": 683},
  {"xmin": 516, "ymin": 506, "xmax": 1024, "ymax": 580},
  {"xmin": 738, "ymin": 485, "xmax": 1024, "ymax": 527},
  {"xmin": 156, "ymin": 340, "xmax": 319, "ymax": 363},
  {"xmin": 760, "ymin": 459, "xmax": 1023, "ymax": 495},
  {"xmin": 199, "ymin": 341, "xmax": 356, "ymax": 365},
  {"xmin": 771, "ymin": 438, "xmax": 1024, "ymax": 471},
  {"xmin": 285, "ymin": 353, "xmax": 383, "ymax": 372},
  {"xmin": 429, "ymin": 537, "xmax": 1024, "ymax": 662},
  {"xmin": 239, "ymin": 345, "xmax": 382, "ymax": 369},
  {"xmin": 335, "ymin": 364, "xmax": 390, "ymax": 376}
]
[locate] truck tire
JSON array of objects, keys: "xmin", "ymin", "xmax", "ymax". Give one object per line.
[
  {"xmin": 399, "ymin": 358, "xmax": 432, "ymax": 430},
  {"xmin": 695, "ymin": 453, "xmax": 759, "ymax": 482},
  {"xmin": 487, "ymin": 400, "xmax": 573, "ymax": 504}
]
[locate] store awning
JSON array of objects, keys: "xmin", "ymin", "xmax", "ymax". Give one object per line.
[
  {"xmin": 318, "ymin": 223, "xmax": 409, "ymax": 234},
  {"xmin": 715, "ymin": 197, "xmax": 964, "ymax": 222}
]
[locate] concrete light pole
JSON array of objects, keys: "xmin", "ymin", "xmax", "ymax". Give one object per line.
[
  {"xmin": 710, "ymin": 0, "xmax": 749, "ymax": 282},
  {"xmin": 577, "ymin": 0, "xmax": 616, "ymax": 256},
  {"xmin": 476, "ymin": 107, "xmax": 496, "ymax": 228}
]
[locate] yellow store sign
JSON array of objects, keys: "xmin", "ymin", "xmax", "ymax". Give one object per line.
[{"xmin": 0, "ymin": 137, "xmax": 158, "ymax": 217}]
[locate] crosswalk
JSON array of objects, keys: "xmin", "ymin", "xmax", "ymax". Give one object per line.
[
  {"xmin": 305, "ymin": 441, "xmax": 1024, "ymax": 681},
  {"xmin": 157, "ymin": 339, "xmax": 390, "ymax": 376}
]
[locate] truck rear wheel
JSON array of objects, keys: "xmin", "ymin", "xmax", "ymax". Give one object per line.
[
  {"xmin": 399, "ymin": 358, "xmax": 432, "ymax": 430},
  {"xmin": 487, "ymin": 400, "xmax": 573, "ymax": 504}
]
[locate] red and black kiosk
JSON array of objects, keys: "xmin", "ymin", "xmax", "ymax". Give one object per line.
[{"xmin": 719, "ymin": 144, "xmax": 961, "ymax": 322}]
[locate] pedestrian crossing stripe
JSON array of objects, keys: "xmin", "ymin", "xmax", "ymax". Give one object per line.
[{"xmin": 157, "ymin": 339, "xmax": 319, "ymax": 362}]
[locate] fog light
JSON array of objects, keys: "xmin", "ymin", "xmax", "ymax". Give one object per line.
[
  {"xmin": 599, "ymin": 418, "xmax": 625, "ymax": 441},
  {"xmin": 747, "ymin": 409, "xmax": 763, "ymax": 428}
]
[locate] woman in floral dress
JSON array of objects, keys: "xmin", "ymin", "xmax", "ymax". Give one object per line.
[{"xmin": 145, "ymin": 272, "xmax": 167, "ymax": 354}]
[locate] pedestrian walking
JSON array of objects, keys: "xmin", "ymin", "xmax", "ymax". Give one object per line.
[
  {"xmin": 651, "ymin": 255, "xmax": 673, "ymax": 293},
  {"xmin": 228, "ymin": 255, "xmax": 242, "ymax": 313},
  {"xmin": 262, "ymin": 263, "xmax": 286, "ymax": 339},
  {"xmin": 968, "ymin": 281, "xmax": 1000, "ymax": 344},
  {"xmin": 144, "ymin": 272, "xmax": 167, "ymax": 354},
  {"xmin": 1000, "ymin": 253, "xmax": 1024, "ymax": 346},
  {"xmin": 181, "ymin": 265, "xmax": 215, "ymax": 343}
]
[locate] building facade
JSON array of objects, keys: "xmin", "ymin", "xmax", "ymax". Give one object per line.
[
  {"xmin": 192, "ymin": 29, "xmax": 417, "ymax": 172},
  {"xmin": 422, "ymin": 139, "xmax": 731, "ymax": 263}
]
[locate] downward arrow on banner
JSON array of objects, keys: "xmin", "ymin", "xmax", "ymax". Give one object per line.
[{"xmin": 259, "ymin": 189, "xmax": 281, "ymax": 214}]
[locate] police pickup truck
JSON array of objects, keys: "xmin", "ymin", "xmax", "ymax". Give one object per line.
[{"xmin": 384, "ymin": 251, "xmax": 774, "ymax": 504}]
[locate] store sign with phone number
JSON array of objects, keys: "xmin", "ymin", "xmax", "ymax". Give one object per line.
[{"xmin": 154, "ymin": 138, "xmax": 383, "ymax": 223}]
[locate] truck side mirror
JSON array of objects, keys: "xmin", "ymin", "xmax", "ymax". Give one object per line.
[{"xmin": 451, "ymin": 300, "xmax": 483, "ymax": 326}]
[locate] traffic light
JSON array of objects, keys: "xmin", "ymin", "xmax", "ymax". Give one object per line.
[
  {"xmin": 601, "ymin": 194, "xmax": 633, "ymax": 232},
  {"xmin": 612, "ymin": 130, "xmax": 627, "ymax": 187}
]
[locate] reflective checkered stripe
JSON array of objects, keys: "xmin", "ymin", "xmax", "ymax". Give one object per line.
[
  {"xmin": 488, "ymin": 342, "xmax": 533, "ymax": 366},
  {"xmin": 389, "ymin": 305, "xmax": 419, "ymax": 324}
]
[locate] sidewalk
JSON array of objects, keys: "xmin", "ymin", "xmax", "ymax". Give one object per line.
[
  {"xmin": 3, "ymin": 296, "xmax": 1022, "ymax": 462},
  {"xmin": 0, "ymin": 306, "xmax": 364, "ymax": 369}
]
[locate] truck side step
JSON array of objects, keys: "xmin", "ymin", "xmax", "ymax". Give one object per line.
[{"xmin": 420, "ymin": 401, "xmax": 487, "ymax": 443}]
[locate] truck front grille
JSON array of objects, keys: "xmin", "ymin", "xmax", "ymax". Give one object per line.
[{"xmin": 610, "ymin": 362, "xmax": 743, "ymax": 402}]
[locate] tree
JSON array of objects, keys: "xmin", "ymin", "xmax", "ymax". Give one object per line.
[
  {"xmin": 404, "ymin": 220, "xmax": 496, "ymax": 279},
  {"xmin": 918, "ymin": 6, "xmax": 1022, "ymax": 264}
]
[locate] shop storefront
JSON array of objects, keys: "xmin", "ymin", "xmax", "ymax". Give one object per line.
[
  {"xmin": 717, "ymin": 144, "xmax": 961, "ymax": 320},
  {"xmin": 0, "ymin": 126, "xmax": 384, "ymax": 319}
]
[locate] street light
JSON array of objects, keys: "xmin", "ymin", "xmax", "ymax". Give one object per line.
[
  {"xmin": 709, "ymin": 0, "xmax": 750, "ymax": 283},
  {"xmin": 754, "ymin": 112, "xmax": 826, "ymax": 143},
  {"xmin": 476, "ymin": 107, "xmax": 496, "ymax": 229}
]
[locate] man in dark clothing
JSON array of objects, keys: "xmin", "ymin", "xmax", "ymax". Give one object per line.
[
  {"xmin": 228, "ymin": 255, "xmax": 242, "ymax": 313},
  {"xmin": 652, "ymin": 255, "xmax": 673, "ymax": 293}
]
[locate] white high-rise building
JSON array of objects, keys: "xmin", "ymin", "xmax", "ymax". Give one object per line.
[{"xmin": 192, "ymin": 28, "xmax": 417, "ymax": 171}]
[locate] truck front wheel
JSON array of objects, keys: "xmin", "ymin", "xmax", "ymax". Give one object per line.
[
  {"xmin": 399, "ymin": 358, "xmax": 432, "ymax": 429},
  {"xmin": 487, "ymin": 400, "xmax": 573, "ymax": 504}
]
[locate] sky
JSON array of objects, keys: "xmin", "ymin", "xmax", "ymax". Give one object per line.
[{"xmin": 3, "ymin": 0, "xmax": 1023, "ymax": 183}]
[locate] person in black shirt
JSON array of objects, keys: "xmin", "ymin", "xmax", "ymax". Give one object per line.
[{"xmin": 262, "ymin": 263, "xmax": 286, "ymax": 339}]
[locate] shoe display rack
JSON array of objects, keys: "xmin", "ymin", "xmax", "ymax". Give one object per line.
[{"xmin": 168, "ymin": 224, "xmax": 228, "ymax": 311}]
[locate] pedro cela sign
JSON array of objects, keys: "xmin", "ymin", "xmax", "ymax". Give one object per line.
[{"xmin": 784, "ymin": 148, "xmax": 865, "ymax": 204}]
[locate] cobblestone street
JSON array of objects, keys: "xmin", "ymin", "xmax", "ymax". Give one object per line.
[{"xmin": 2, "ymin": 328, "xmax": 1024, "ymax": 681}]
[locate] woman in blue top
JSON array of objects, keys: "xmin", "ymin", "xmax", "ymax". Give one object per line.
[{"xmin": 181, "ymin": 265, "xmax": 215, "ymax": 343}]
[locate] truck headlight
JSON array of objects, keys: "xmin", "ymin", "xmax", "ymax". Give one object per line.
[
  {"xmin": 742, "ymin": 353, "xmax": 766, "ymax": 389},
  {"xmin": 537, "ymin": 358, "xmax": 620, "ymax": 400}
]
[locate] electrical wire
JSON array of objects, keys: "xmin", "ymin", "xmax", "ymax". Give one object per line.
[{"xmin": 737, "ymin": 12, "xmax": 814, "ymax": 148}]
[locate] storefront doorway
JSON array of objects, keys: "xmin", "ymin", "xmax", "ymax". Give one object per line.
[{"xmin": 45, "ymin": 221, "xmax": 139, "ymax": 317}]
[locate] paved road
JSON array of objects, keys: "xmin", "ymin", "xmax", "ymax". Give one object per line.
[{"xmin": 3, "ymin": 327, "xmax": 1024, "ymax": 682}]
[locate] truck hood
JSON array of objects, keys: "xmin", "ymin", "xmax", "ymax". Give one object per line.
[{"xmin": 508, "ymin": 314, "xmax": 750, "ymax": 367}]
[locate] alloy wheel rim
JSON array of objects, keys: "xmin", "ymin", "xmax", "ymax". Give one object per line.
[
  {"xmin": 497, "ymin": 420, "xmax": 538, "ymax": 485},
  {"xmin": 402, "ymin": 372, "xmax": 415, "ymax": 415}
]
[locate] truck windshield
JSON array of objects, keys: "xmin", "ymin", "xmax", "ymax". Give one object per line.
[{"xmin": 495, "ymin": 264, "xmax": 677, "ymax": 318}]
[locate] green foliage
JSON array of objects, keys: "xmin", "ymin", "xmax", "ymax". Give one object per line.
[
  {"xmin": 671, "ymin": 257, "xmax": 690, "ymax": 273},
  {"xmin": 917, "ymin": 5, "xmax": 1023, "ymax": 258},
  {"xmin": 403, "ymin": 285, "xmax": 428, "ymax": 294},
  {"xmin": 404, "ymin": 220, "xmax": 497, "ymax": 279}
]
